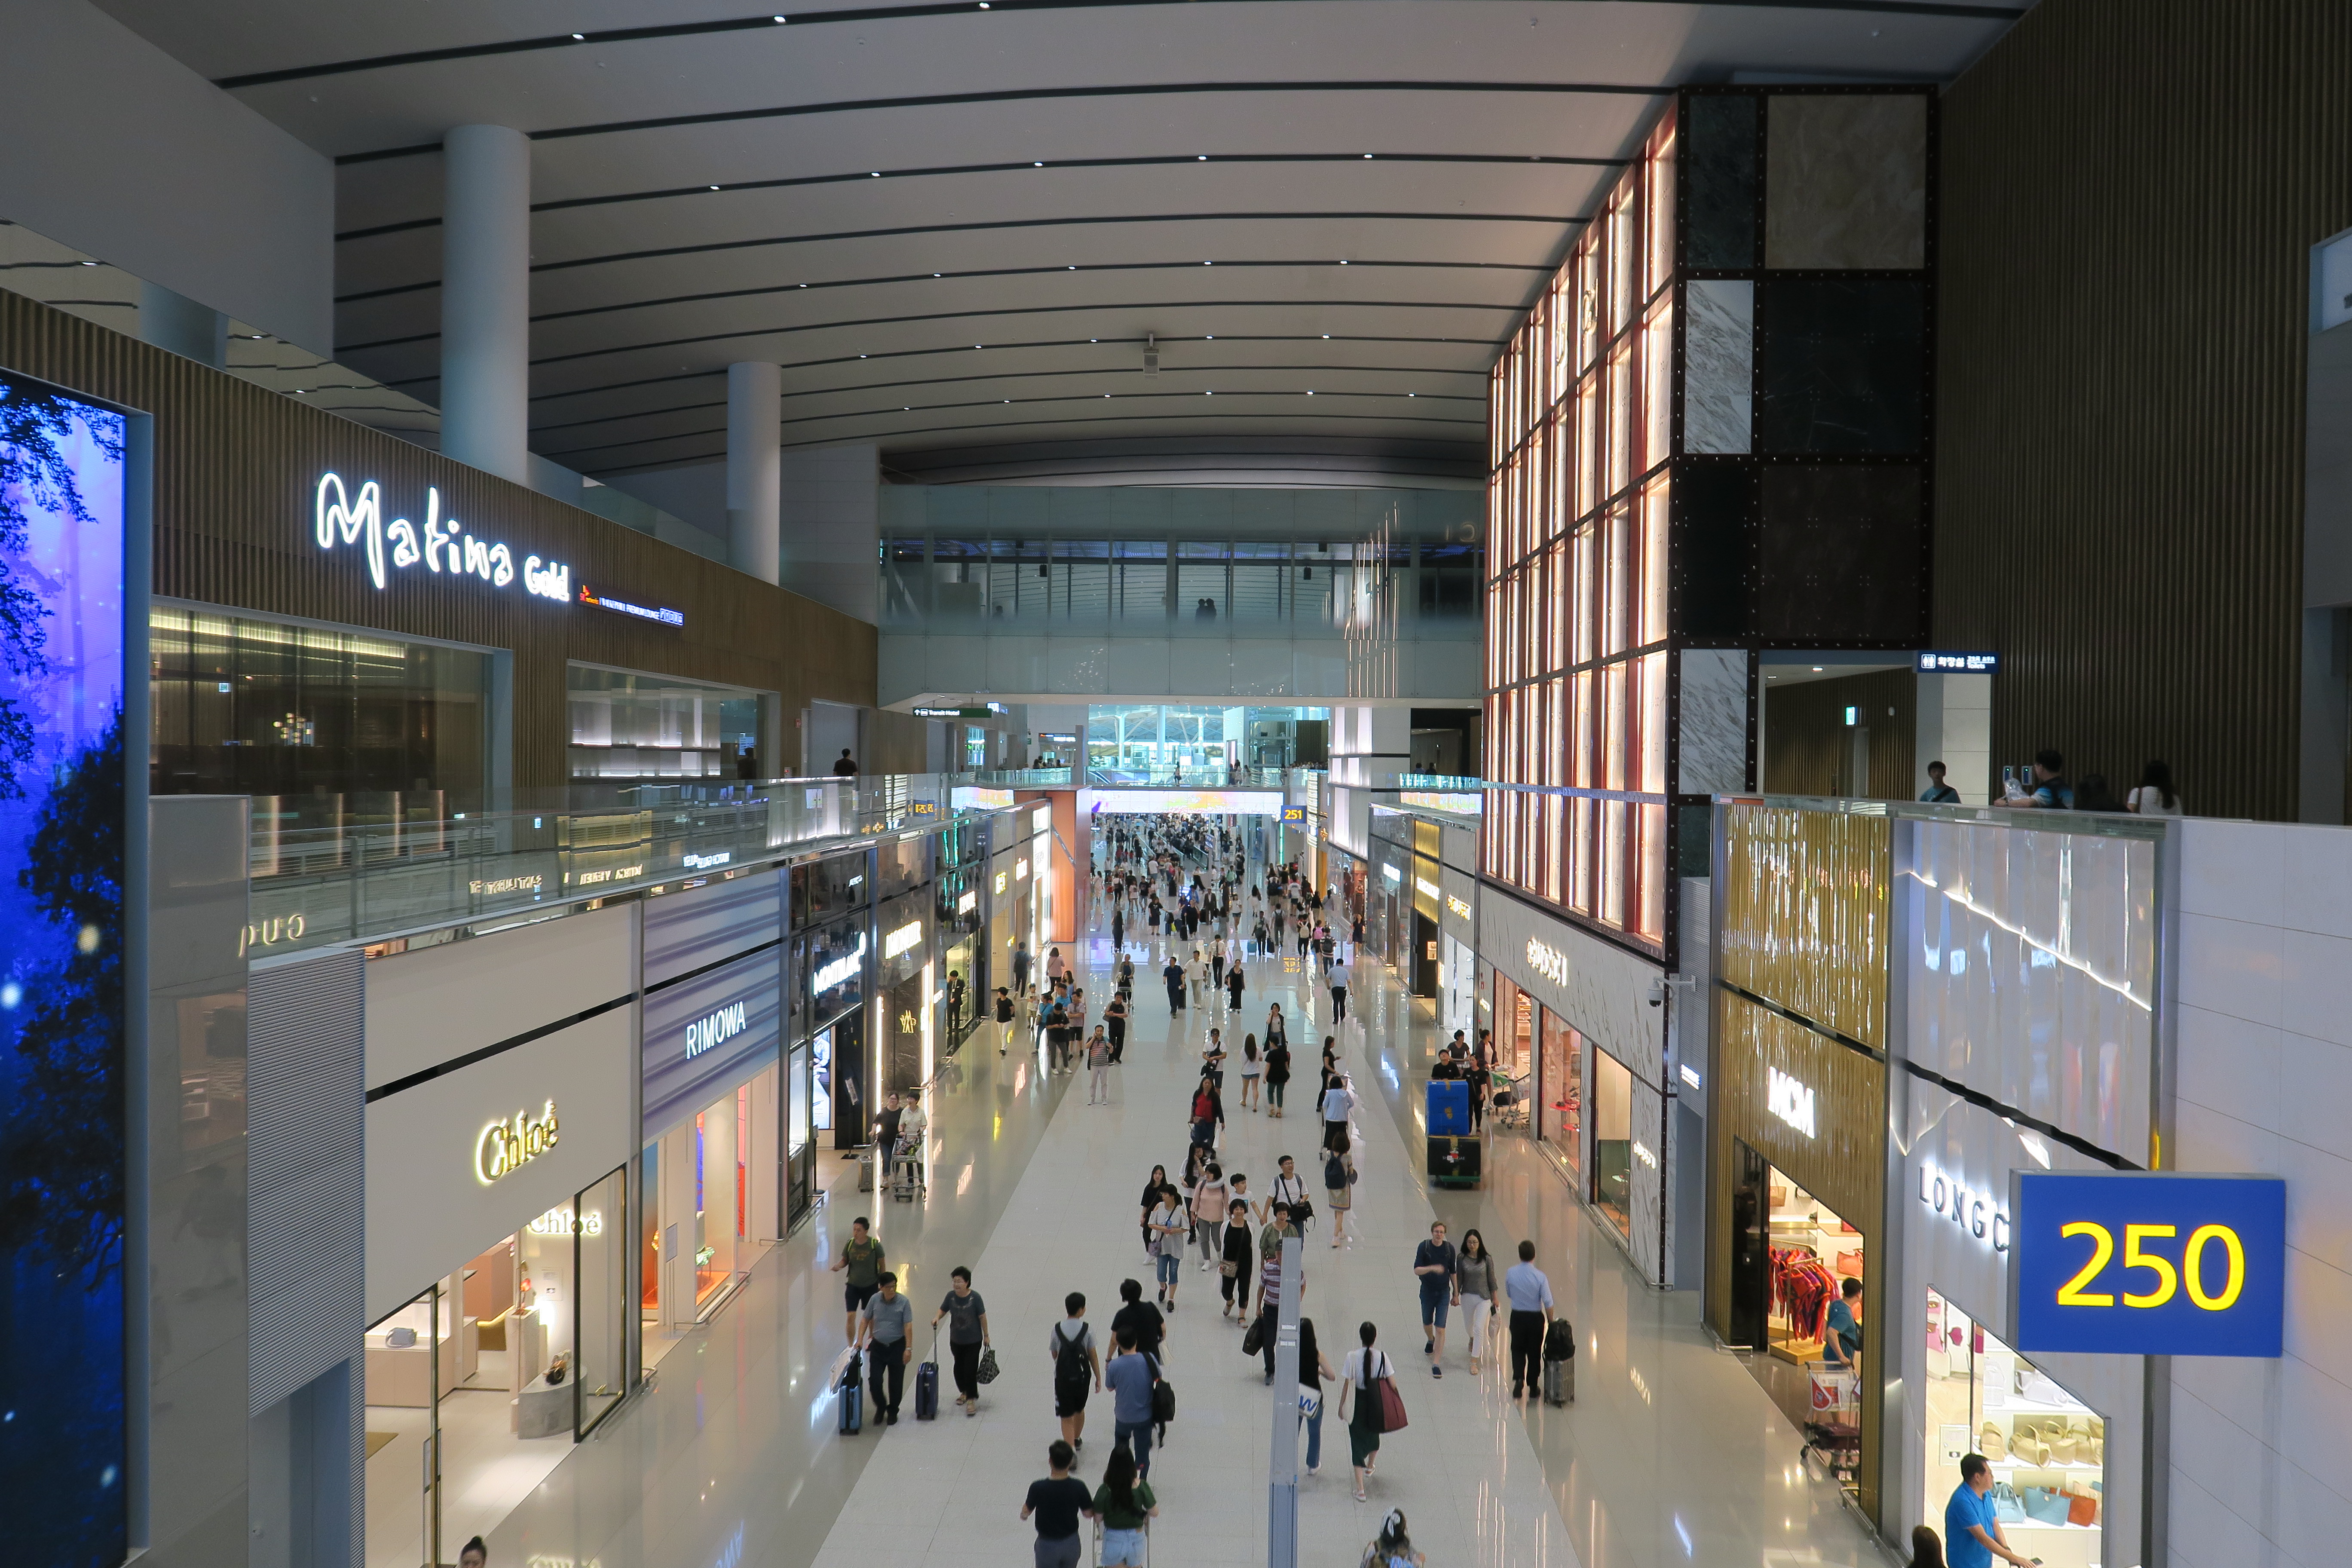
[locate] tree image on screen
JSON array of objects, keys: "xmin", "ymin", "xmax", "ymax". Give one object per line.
[{"xmin": 0, "ymin": 379, "xmax": 128, "ymax": 1565}]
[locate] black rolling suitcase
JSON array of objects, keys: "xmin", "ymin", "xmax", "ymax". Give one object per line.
[
  {"xmin": 1542, "ymin": 1319, "xmax": 1575, "ymax": 1406},
  {"xmin": 914, "ymin": 1341, "xmax": 941, "ymax": 1421},
  {"xmin": 1427, "ymin": 1134, "xmax": 1482, "ymax": 1188},
  {"xmin": 839, "ymin": 1360, "xmax": 865, "ymax": 1433}
]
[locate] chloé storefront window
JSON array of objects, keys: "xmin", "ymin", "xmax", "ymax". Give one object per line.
[{"xmin": 363, "ymin": 1168, "xmax": 627, "ymax": 1568}]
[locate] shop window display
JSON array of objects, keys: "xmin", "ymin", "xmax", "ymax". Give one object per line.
[
  {"xmin": 1589, "ymin": 1049, "xmax": 1634, "ymax": 1237},
  {"xmin": 1538, "ymin": 1010, "xmax": 1582, "ymax": 1179},
  {"xmin": 566, "ymin": 663, "xmax": 761, "ymax": 784},
  {"xmin": 363, "ymin": 1170, "xmax": 629, "ymax": 1568},
  {"xmin": 1925, "ymin": 1289, "xmax": 2104, "ymax": 1564}
]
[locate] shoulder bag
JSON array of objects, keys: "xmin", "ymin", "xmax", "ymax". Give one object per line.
[{"xmin": 1374, "ymin": 1359, "xmax": 1409, "ymax": 1433}]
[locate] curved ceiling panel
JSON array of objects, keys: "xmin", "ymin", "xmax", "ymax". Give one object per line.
[{"xmin": 93, "ymin": 0, "xmax": 2024, "ymax": 476}]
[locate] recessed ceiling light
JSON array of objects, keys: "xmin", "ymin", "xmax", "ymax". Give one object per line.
[
  {"xmin": 870, "ymin": 172, "xmax": 880, "ymax": 178},
  {"xmin": 1322, "ymin": 334, "xmax": 1329, "ymax": 339},
  {"xmin": 1205, "ymin": 334, "xmax": 1214, "ymax": 340},
  {"xmin": 571, "ymin": 32, "xmax": 585, "ymax": 40},
  {"xmin": 1206, "ymin": 390, "xmax": 1213, "ymax": 395},
  {"xmin": 1197, "ymin": 155, "xmax": 1207, "ymax": 161},
  {"xmin": 1339, "ymin": 260, "xmax": 1348, "ymax": 265},
  {"xmin": 1090, "ymin": 338, "xmax": 1097, "ymax": 343},
  {"xmin": 1811, "ymin": 666, "xmax": 1823, "ymax": 672},
  {"xmin": 1033, "ymin": 162, "xmax": 1044, "ymax": 167},
  {"xmin": 709, "ymin": 185, "xmax": 720, "ymax": 190},
  {"xmin": 934, "ymin": 272, "xmax": 941, "ymax": 277},
  {"xmin": 1364, "ymin": 153, "xmax": 1373, "ymax": 159},
  {"xmin": 799, "ymin": 282, "xmax": 807, "ymax": 287},
  {"xmin": 1407, "ymin": 392, "xmax": 1415, "ymax": 397},
  {"xmin": 861, "ymin": 354, "xmax": 868, "ymax": 358},
  {"xmin": 975, "ymin": 343, "xmax": 982, "ymax": 349},
  {"xmin": 1069, "ymin": 265, "xmax": 1076, "ymax": 270},
  {"xmin": 80, "ymin": 260, "xmax": 97, "ymax": 266},
  {"xmin": 1204, "ymin": 261, "xmax": 1212, "ymax": 266},
  {"xmin": 1306, "ymin": 390, "xmax": 1314, "ymax": 396}
]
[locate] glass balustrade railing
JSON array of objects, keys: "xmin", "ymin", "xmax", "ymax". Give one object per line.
[{"xmin": 240, "ymin": 774, "xmax": 966, "ymax": 960}]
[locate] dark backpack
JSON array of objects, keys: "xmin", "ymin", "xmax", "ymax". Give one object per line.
[
  {"xmin": 1544, "ymin": 1319, "xmax": 1576, "ymax": 1361},
  {"xmin": 1053, "ymin": 1324, "xmax": 1090, "ymax": 1386},
  {"xmin": 1324, "ymin": 1153, "xmax": 1346, "ymax": 1189}
]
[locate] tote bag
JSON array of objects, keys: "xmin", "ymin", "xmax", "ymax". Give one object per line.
[{"xmin": 1375, "ymin": 1373, "xmax": 1409, "ymax": 1433}]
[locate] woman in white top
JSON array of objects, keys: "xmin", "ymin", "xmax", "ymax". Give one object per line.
[
  {"xmin": 2128, "ymin": 760, "xmax": 2183, "ymax": 816},
  {"xmin": 1337, "ymin": 1322, "xmax": 1394, "ymax": 1501},
  {"xmin": 1238, "ymin": 1032, "xmax": 1263, "ymax": 1111}
]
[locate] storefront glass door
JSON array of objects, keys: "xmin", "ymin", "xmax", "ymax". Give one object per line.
[
  {"xmin": 1589, "ymin": 1048, "xmax": 1634, "ymax": 1237},
  {"xmin": 364, "ymin": 1286, "xmax": 444, "ymax": 1568},
  {"xmin": 574, "ymin": 1165, "xmax": 628, "ymax": 1436},
  {"xmin": 1538, "ymin": 1011, "xmax": 1583, "ymax": 1178}
]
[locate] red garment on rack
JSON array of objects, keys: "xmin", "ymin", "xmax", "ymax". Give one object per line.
[{"xmin": 1770, "ymin": 1246, "xmax": 1835, "ymax": 1341}]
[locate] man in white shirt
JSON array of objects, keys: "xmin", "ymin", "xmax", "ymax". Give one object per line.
[
  {"xmin": 1320, "ymin": 1075, "xmax": 1352, "ymax": 1158},
  {"xmin": 1328, "ymin": 960, "xmax": 1351, "ymax": 1022}
]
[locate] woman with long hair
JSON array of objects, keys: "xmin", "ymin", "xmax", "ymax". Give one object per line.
[
  {"xmin": 1906, "ymin": 1525, "xmax": 1945, "ymax": 1568},
  {"xmin": 2128, "ymin": 759, "xmax": 2182, "ymax": 816},
  {"xmin": 1093, "ymin": 1443, "xmax": 1158, "ymax": 1567},
  {"xmin": 1239, "ymin": 1032, "xmax": 1263, "ymax": 1111},
  {"xmin": 1455, "ymin": 1228, "xmax": 1498, "ymax": 1374},
  {"xmin": 1363, "ymin": 1509, "xmax": 1424, "ymax": 1568},
  {"xmin": 1221, "ymin": 1192, "xmax": 1256, "ymax": 1318},
  {"xmin": 1337, "ymin": 1321, "xmax": 1393, "ymax": 1502}
]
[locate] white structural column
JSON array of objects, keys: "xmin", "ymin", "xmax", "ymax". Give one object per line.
[
  {"xmin": 439, "ymin": 124, "xmax": 532, "ymax": 484},
  {"xmin": 726, "ymin": 361, "xmax": 782, "ymax": 584}
]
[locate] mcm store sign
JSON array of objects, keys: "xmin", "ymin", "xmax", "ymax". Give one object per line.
[{"xmin": 315, "ymin": 473, "xmax": 572, "ymax": 603}]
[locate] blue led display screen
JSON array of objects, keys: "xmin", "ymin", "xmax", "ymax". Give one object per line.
[{"xmin": 0, "ymin": 374, "xmax": 131, "ymax": 1562}]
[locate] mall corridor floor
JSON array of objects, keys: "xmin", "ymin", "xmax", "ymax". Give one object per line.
[{"xmin": 478, "ymin": 933, "xmax": 1881, "ymax": 1568}]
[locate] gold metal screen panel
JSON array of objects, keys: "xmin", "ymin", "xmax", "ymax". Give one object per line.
[{"xmin": 1718, "ymin": 803, "xmax": 1890, "ymax": 1048}]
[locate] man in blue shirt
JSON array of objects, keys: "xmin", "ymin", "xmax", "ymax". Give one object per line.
[
  {"xmin": 1999, "ymin": 749, "xmax": 2073, "ymax": 811},
  {"xmin": 1823, "ymin": 1278, "xmax": 1863, "ymax": 1370},
  {"xmin": 1946, "ymin": 1453, "xmax": 2036, "ymax": 1568},
  {"xmin": 1919, "ymin": 761, "xmax": 1962, "ymax": 804},
  {"xmin": 1103, "ymin": 1328, "xmax": 1158, "ymax": 1479},
  {"xmin": 1502, "ymin": 1239, "xmax": 1555, "ymax": 1403}
]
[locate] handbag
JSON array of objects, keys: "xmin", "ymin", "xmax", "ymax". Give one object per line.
[
  {"xmin": 976, "ymin": 1346, "xmax": 1000, "ymax": 1385},
  {"xmin": 1978, "ymin": 1423, "xmax": 2006, "ymax": 1461},
  {"xmin": 1834, "ymin": 1250, "xmax": 1864, "ymax": 1279},
  {"xmin": 1220, "ymin": 1259, "xmax": 1239, "ymax": 1278},
  {"xmin": 2021, "ymin": 1487, "xmax": 2071, "ymax": 1526},
  {"xmin": 1990, "ymin": 1483, "xmax": 2025, "ymax": 1524},
  {"xmin": 1243, "ymin": 1315, "xmax": 1267, "ymax": 1357},
  {"xmin": 2067, "ymin": 1490, "xmax": 2098, "ymax": 1527},
  {"xmin": 1374, "ymin": 1373, "xmax": 1409, "ymax": 1434},
  {"xmin": 1298, "ymin": 1387, "xmax": 1323, "ymax": 1418}
]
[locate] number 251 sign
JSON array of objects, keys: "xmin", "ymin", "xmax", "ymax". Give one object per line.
[{"xmin": 2009, "ymin": 1172, "xmax": 2285, "ymax": 1358}]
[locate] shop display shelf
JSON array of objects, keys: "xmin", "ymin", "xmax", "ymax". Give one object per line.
[
  {"xmin": 1987, "ymin": 1458, "xmax": 2102, "ymax": 1474},
  {"xmin": 1986, "ymin": 1397, "xmax": 2095, "ymax": 1418}
]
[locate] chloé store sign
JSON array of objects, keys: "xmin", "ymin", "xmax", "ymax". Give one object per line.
[
  {"xmin": 315, "ymin": 472, "xmax": 572, "ymax": 603},
  {"xmin": 477, "ymin": 1102, "xmax": 561, "ymax": 1184}
]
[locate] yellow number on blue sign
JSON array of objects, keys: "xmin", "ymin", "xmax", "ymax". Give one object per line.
[
  {"xmin": 2055, "ymin": 1220, "xmax": 2248, "ymax": 1312},
  {"xmin": 2056, "ymin": 1221, "xmax": 2115, "ymax": 1307}
]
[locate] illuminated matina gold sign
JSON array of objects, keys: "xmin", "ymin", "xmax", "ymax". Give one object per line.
[{"xmin": 478, "ymin": 1101, "xmax": 560, "ymax": 1184}]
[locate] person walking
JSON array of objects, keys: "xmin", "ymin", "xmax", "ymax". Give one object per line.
[
  {"xmin": 1188, "ymin": 946, "xmax": 1209, "ymax": 1008},
  {"xmin": 1211, "ymin": 934, "xmax": 1228, "ymax": 990},
  {"xmin": 1138, "ymin": 1166, "xmax": 1179, "ymax": 1253},
  {"xmin": 857, "ymin": 1271, "xmax": 916, "ymax": 1425},
  {"xmin": 1013, "ymin": 941, "xmax": 1032, "ymax": 995},
  {"xmin": 1320, "ymin": 1072, "xmax": 1353, "ymax": 1158},
  {"xmin": 1504, "ymin": 1239, "xmax": 1556, "ymax": 1403},
  {"xmin": 1020, "ymin": 1441, "xmax": 1096, "ymax": 1568},
  {"xmin": 1219, "ymin": 1191, "xmax": 1256, "ymax": 1319},
  {"xmin": 1192, "ymin": 1161, "xmax": 1230, "ymax": 1272},
  {"xmin": 1163, "ymin": 955, "xmax": 1186, "ymax": 1017},
  {"xmin": 1296, "ymin": 1314, "xmax": 1335, "ymax": 1476},
  {"xmin": 1046, "ymin": 945, "xmax": 1068, "ymax": 990},
  {"xmin": 1111, "ymin": 904, "xmax": 1126, "ymax": 951},
  {"xmin": 1111, "ymin": 1277, "xmax": 1166, "ymax": 1369},
  {"xmin": 1087, "ymin": 1027, "xmax": 1115, "ymax": 1105},
  {"xmin": 1412, "ymin": 1222, "xmax": 1459, "ymax": 1377},
  {"xmin": 1263, "ymin": 1002, "xmax": 1289, "ymax": 1067},
  {"xmin": 1200, "ymin": 1029, "xmax": 1228, "ymax": 1092},
  {"xmin": 1329, "ymin": 958, "xmax": 1351, "ymax": 1023},
  {"xmin": 1264, "ymin": 1033, "xmax": 1292, "ymax": 1118},
  {"xmin": 1103, "ymin": 1329, "xmax": 1158, "ymax": 1481},
  {"xmin": 830, "ymin": 1215, "xmax": 886, "ymax": 1344},
  {"xmin": 1188, "ymin": 1072, "xmax": 1226, "ymax": 1153},
  {"xmin": 1365, "ymin": 1510, "xmax": 1426, "ymax": 1568},
  {"xmin": 1324, "ymin": 1144, "xmax": 1356, "ymax": 1247},
  {"xmin": 932, "ymin": 1265, "xmax": 992, "ymax": 1417},
  {"xmin": 1253, "ymin": 1206, "xmax": 1301, "ymax": 1383},
  {"xmin": 1269, "ymin": 1155, "xmax": 1314, "ymax": 1243},
  {"xmin": 1146, "ymin": 1186, "xmax": 1186, "ymax": 1311},
  {"xmin": 1338, "ymin": 1323, "xmax": 1395, "ymax": 1502},
  {"xmin": 1104, "ymin": 989, "xmax": 1129, "ymax": 1062},
  {"xmin": 995, "ymin": 986, "xmax": 1016, "ymax": 1055},
  {"xmin": 1455, "ymin": 1229, "xmax": 1498, "ymax": 1375},
  {"xmin": 1049, "ymin": 1292, "xmax": 1102, "ymax": 1451},
  {"xmin": 1238, "ymin": 1033, "xmax": 1262, "ymax": 1111},
  {"xmin": 1226, "ymin": 955, "xmax": 1246, "ymax": 1012},
  {"xmin": 1092, "ymin": 1445, "xmax": 1159, "ymax": 1568}
]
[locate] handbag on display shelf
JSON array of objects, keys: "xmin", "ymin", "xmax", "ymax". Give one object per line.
[
  {"xmin": 1989, "ymin": 1483, "xmax": 2025, "ymax": 1525},
  {"xmin": 2067, "ymin": 1488, "xmax": 2099, "ymax": 1527},
  {"xmin": 1978, "ymin": 1423, "xmax": 2006, "ymax": 1461},
  {"xmin": 2047, "ymin": 1431, "xmax": 2079, "ymax": 1464},
  {"xmin": 1770, "ymin": 1185, "xmax": 1789, "ymax": 1210},
  {"xmin": 1839, "ymin": 1220, "xmax": 1859, "ymax": 1234},
  {"xmin": 2021, "ymin": 1486, "xmax": 2072, "ymax": 1526},
  {"xmin": 1834, "ymin": 1250, "xmax": 1865, "ymax": 1279},
  {"xmin": 2010, "ymin": 1433, "xmax": 2049, "ymax": 1467}
]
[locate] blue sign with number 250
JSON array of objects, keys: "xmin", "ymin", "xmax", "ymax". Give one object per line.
[{"xmin": 2010, "ymin": 1171, "xmax": 2285, "ymax": 1358}]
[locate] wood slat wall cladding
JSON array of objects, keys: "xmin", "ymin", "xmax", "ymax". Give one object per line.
[
  {"xmin": 1935, "ymin": 0, "xmax": 2352, "ymax": 822},
  {"xmin": 1717, "ymin": 803, "xmax": 1891, "ymax": 1049},
  {"xmin": 0, "ymin": 291, "xmax": 875, "ymax": 791},
  {"xmin": 1762, "ymin": 669, "xmax": 1918, "ymax": 799},
  {"xmin": 1707, "ymin": 988, "xmax": 1888, "ymax": 1518}
]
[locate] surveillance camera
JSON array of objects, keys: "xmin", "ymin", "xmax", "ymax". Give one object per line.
[{"xmin": 1646, "ymin": 977, "xmax": 1665, "ymax": 1008}]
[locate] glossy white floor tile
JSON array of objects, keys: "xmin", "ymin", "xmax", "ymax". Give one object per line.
[{"xmin": 461, "ymin": 875, "xmax": 1887, "ymax": 1568}]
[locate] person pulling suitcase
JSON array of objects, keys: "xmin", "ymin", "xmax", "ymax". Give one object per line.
[{"xmin": 1542, "ymin": 1317, "xmax": 1576, "ymax": 1405}]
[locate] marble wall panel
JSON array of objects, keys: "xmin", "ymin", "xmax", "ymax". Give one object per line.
[
  {"xmin": 1765, "ymin": 94, "xmax": 1929, "ymax": 270},
  {"xmin": 1677, "ymin": 647, "xmax": 1751, "ymax": 796},
  {"xmin": 1684, "ymin": 94, "xmax": 1760, "ymax": 269},
  {"xmin": 1683, "ymin": 279, "xmax": 1755, "ymax": 455}
]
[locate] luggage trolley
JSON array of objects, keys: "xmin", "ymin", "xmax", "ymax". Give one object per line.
[
  {"xmin": 1489, "ymin": 1069, "xmax": 1531, "ymax": 1133},
  {"xmin": 885, "ymin": 1134, "xmax": 927, "ymax": 1202}
]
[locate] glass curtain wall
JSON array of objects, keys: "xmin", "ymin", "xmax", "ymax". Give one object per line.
[
  {"xmin": 151, "ymin": 605, "xmax": 492, "ymax": 831},
  {"xmin": 1481, "ymin": 109, "xmax": 1677, "ymax": 950},
  {"xmin": 1084, "ymin": 705, "xmax": 1329, "ymax": 774},
  {"xmin": 567, "ymin": 664, "xmax": 763, "ymax": 786}
]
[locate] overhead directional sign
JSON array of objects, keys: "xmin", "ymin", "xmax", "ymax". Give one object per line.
[{"xmin": 2009, "ymin": 1171, "xmax": 2285, "ymax": 1358}]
